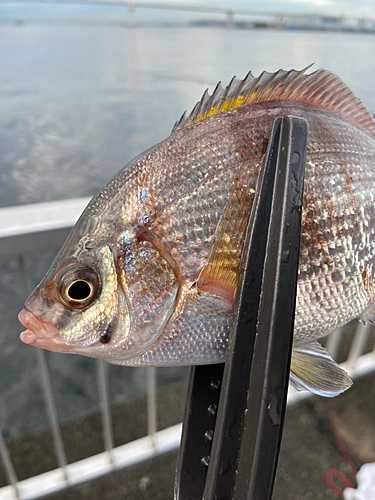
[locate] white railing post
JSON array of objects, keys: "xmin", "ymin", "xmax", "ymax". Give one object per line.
[
  {"xmin": 96, "ymin": 360, "xmax": 114, "ymax": 465},
  {"xmin": 36, "ymin": 349, "xmax": 68, "ymax": 480},
  {"xmin": 347, "ymin": 321, "xmax": 372, "ymax": 371},
  {"xmin": 17, "ymin": 255, "xmax": 68, "ymax": 481},
  {"xmin": 0, "ymin": 428, "xmax": 19, "ymax": 499},
  {"xmin": 325, "ymin": 327, "xmax": 343, "ymax": 360},
  {"xmin": 147, "ymin": 367, "xmax": 157, "ymax": 447}
]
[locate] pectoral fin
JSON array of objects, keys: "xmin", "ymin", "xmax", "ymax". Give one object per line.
[
  {"xmin": 197, "ymin": 180, "xmax": 253, "ymax": 304},
  {"xmin": 290, "ymin": 340, "xmax": 352, "ymax": 397}
]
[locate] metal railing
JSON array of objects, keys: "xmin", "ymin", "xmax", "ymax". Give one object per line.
[{"xmin": 0, "ymin": 199, "xmax": 374, "ymax": 499}]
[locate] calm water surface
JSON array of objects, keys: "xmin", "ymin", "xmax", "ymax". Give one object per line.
[{"xmin": 1, "ymin": 25, "xmax": 375, "ymax": 208}]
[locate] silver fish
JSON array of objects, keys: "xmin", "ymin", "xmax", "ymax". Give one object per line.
[{"xmin": 19, "ymin": 67, "xmax": 375, "ymax": 396}]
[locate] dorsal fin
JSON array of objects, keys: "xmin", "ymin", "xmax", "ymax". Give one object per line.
[{"xmin": 172, "ymin": 65, "xmax": 375, "ymax": 137}]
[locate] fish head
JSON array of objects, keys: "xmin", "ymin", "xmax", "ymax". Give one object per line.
[
  {"xmin": 18, "ymin": 199, "xmax": 180, "ymax": 363},
  {"xmin": 18, "ymin": 212, "xmax": 127, "ymax": 357}
]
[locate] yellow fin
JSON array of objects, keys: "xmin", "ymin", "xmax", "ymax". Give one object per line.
[
  {"xmin": 197, "ymin": 181, "xmax": 252, "ymax": 304},
  {"xmin": 173, "ymin": 65, "xmax": 375, "ymax": 137},
  {"xmin": 290, "ymin": 341, "xmax": 352, "ymax": 397}
]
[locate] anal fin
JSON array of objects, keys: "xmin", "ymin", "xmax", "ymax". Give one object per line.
[{"xmin": 290, "ymin": 340, "xmax": 352, "ymax": 397}]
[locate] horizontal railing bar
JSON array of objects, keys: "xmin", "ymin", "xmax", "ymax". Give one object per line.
[
  {"xmin": 288, "ymin": 347, "xmax": 375, "ymax": 404},
  {"xmin": 0, "ymin": 424, "xmax": 182, "ymax": 500},
  {"xmin": 0, "ymin": 198, "xmax": 90, "ymax": 239},
  {"xmin": 340, "ymin": 349, "xmax": 375, "ymax": 377},
  {"xmin": 0, "ymin": 198, "xmax": 91, "ymax": 260},
  {"xmin": 1, "ymin": 343, "xmax": 374, "ymax": 498},
  {"xmin": 1, "ymin": 346, "xmax": 374, "ymax": 498}
]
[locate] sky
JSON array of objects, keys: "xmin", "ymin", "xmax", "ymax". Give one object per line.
[{"xmin": 0, "ymin": 0, "xmax": 375, "ymax": 23}]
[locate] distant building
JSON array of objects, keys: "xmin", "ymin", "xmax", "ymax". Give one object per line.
[{"xmin": 284, "ymin": 13, "xmax": 375, "ymax": 33}]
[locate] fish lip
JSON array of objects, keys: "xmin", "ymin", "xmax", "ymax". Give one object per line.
[
  {"xmin": 18, "ymin": 307, "xmax": 66, "ymax": 351},
  {"xmin": 18, "ymin": 307, "xmax": 98, "ymax": 353}
]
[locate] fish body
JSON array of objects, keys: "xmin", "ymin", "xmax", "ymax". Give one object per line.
[{"xmin": 19, "ymin": 68, "xmax": 375, "ymax": 396}]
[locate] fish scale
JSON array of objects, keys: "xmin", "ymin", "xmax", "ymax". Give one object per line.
[
  {"xmin": 149, "ymin": 167, "xmax": 245, "ymax": 280},
  {"xmin": 134, "ymin": 291, "xmax": 233, "ymax": 366},
  {"xmin": 19, "ymin": 67, "xmax": 375, "ymax": 396}
]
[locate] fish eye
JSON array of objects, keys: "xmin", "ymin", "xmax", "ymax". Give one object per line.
[
  {"xmin": 57, "ymin": 265, "xmax": 100, "ymax": 309},
  {"xmin": 67, "ymin": 280, "xmax": 92, "ymax": 301}
]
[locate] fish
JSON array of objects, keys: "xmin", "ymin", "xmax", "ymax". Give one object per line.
[{"xmin": 18, "ymin": 66, "xmax": 375, "ymax": 397}]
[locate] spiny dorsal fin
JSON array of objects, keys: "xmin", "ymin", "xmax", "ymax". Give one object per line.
[{"xmin": 172, "ymin": 65, "xmax": 375, "ymax": 137}]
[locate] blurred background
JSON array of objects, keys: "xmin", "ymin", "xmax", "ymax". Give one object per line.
[{"xmin": 1, "ymin": 1, "xmax": 375, "ymax": 498}]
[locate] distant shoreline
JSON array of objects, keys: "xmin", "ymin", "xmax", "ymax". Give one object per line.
[{"xmin": 0, "ymin": 18, "xmax": 374, "ymax": 35}]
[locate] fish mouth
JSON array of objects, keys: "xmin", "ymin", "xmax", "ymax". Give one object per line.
[{"xmin": 18, "ymin": 308, "xmax": 69, "ymax": 352}]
